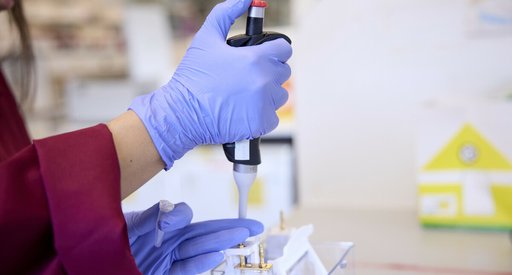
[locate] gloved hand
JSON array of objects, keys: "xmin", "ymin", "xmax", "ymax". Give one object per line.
[
  {"xmin": 125, "ymin": 202, "xmax": 264, "ymax": 275},
  {"xmin": 125, "ymin": 202, "xmax": 192, "ymax": 244},
  {"xmin": 130, "ymin": 0, "xmax": 293, "ymax": 169}
]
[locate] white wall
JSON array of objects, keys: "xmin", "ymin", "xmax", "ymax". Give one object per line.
[{"xmin": 295, "ymin": 0, "xmax": 512, "ymax": 210}]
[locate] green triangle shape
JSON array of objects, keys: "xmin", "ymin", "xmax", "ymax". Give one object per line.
[{"xmin": 423, "ymin": 124, "xmax": 512, "ymax": 171}]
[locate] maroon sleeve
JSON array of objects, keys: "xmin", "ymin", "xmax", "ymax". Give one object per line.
[
  {"xmin": 0, "ymin": 145, "xmax": 62, "ymax": 274},
  {"xmin": 0, "ymin": 124, "xmax": 141, "ymax": 274}
]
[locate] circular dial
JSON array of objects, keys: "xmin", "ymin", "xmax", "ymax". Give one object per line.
[{"xmin": 459, "ymin": 143, "xmax": 479, "ymax": 165}]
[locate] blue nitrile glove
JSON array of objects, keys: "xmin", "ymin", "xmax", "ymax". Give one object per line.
[
  {"xmin": 129, "ymin": 0, "xmax": 293, "ymax": 169},
  {"xmin": 125, "ymin": 202, "xmax": 264, "ymax": 275},
  {"xmin": 125, "ymin": 202, "xmax": 192, "ymax": 244}
]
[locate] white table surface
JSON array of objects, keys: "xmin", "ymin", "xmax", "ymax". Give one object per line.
[{"xmin": 286, "ymin": 207, "xmax": 512, "ymax": 275}]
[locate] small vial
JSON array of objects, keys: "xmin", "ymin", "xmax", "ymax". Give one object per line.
[{"xmin": 155, "ymin": 200, "xmax": 175, "ymax": 247}]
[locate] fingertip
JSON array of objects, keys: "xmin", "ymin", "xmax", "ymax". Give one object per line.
[
  {"xmin": 213, "ymin": 227, "xmax": 251, "ymax": 250},
  {"xmin": 282, "ymin": 63, "xmax": 292, "ymax": 83},
  {"xmin": 268, "ymin": 113, "xmax": 280, "ymax": 134},
  {"xmin": 204, "ymin": 0, "xmax": 252, "ymax": 39},
  {"xmin": 227, "ymin": 0, "xmax": 252, "ymax": 10},
  {"xmin": 277, "ymin": 38, "xmax": 293, "ymax": 61},
  {"xmin": 245, "ymin": 219, "xmax": 264, "ymax": 236},
  {"xmin": 231, "ymin": 227, "xmax": 251, "ymax": 242},
  {"xmin": 273, "ymin": 86, "xmax": 289, "ymax": 110},
  {"xmin": 234, "ymin": 219, "xmax": 265, "ymax": 236},
  {"xmin": 259, "ymin": 38, "xmax": 293, "ymax": 63},
  {"xmin": 159, "ymin": 202, "xmax": 193, "ymax": 231},
  {"xmin": 226, "ymin": 0, "xmax": 253, "ymax": 19},
  {"xmin": 174, "ymin": 203, "xmax": 194, "ymax": 222}
]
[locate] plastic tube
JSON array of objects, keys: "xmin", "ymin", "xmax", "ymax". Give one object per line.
[{"xmin": 154, "ymin": 200, "xmax": 175, "ymax": 247}]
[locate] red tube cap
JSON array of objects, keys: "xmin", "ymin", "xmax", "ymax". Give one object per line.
[{"xmin": 251, "ymin": 0, "xmax": 268, "ymax": 8}]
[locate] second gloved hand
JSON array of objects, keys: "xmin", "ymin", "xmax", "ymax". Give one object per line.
[
  {"xmin": 125, "ymin": 202, "xmax": 264, "ymax": 275},
  {"xmin": 129, "ymin": 0, "xmax": 292, "ymax": 169}
]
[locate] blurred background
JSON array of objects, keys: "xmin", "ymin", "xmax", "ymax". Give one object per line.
[{"xmin": 1, "ymin": 0, "xmax": 512, "ymax": 273}]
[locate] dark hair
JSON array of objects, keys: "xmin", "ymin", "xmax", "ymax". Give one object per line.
[{"xmin": 6, "ymin": 1, "xmax": 35, "ymax": 107}]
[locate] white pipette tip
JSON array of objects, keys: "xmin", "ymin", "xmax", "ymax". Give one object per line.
[
  {"xmin": 234, "ymin": 168, "xmax": 257, "ymax": 219},
  {"xmin": 155, "ymin": 200, "xmax": 175, "ymax": 248}
]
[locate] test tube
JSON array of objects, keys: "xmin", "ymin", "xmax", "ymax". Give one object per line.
[{"xmin": 155, "ymin": 200, "xmax": 175, "ymax": 247}]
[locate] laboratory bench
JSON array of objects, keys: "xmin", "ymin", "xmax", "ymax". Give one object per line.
[{"xmin": 286, "ymin": 207, "xmax": 512, "ymax": 275}]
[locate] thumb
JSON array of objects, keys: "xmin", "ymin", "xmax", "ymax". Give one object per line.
[
  {"xmin": 124, "ymin": 202, "xmax": 160, "ymax": 238},
  {"xmin": 201, "ymin": 0, "xmax": 252, "ymax": 40},
  {"xmin": 158, "ymin": 202, "xmax": 193, "ymax": 232},
  {"xmin": 254, "ymin": 38, "xmax": 293, "ymax": 63}
]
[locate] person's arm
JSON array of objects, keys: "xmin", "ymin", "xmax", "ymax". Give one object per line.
[
  {"xmin": 107, "ymin": 111, "xmax": 163, "ymax": 199},
  {"xmin": 110, "ymin": 0, "xmax": 292, "ymax": 199},
  {"xmin": 0, "ymin": 125, "xmax": 142, "ymax": 274}
]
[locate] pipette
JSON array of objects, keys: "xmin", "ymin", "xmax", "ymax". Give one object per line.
[{"xmin": 223, "ymin": 0, "xmax": 291, "ymax": 219}]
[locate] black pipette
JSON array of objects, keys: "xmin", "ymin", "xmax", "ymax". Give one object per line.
[{"xmin": 223, "ymin": 0, "xmax": 292, "ymax": 218}]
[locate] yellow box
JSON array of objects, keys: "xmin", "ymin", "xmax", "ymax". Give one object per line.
[{"xmin": 418, "ymin": 113, "xmax": 512, "ymax": 230}]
